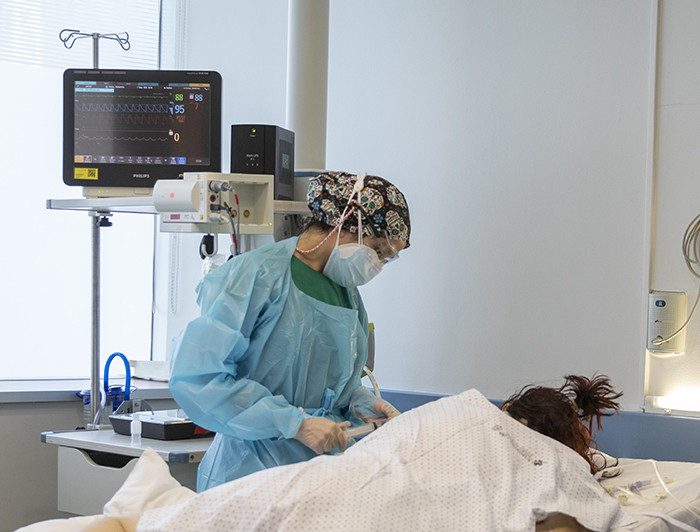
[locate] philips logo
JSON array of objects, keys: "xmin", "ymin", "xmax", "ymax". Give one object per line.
[{"xmin": 133, "ymin": 173, "xmax": 150, "ymax": 179}]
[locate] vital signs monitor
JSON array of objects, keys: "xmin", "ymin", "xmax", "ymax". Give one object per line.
[{"xmin": 63, "ymin": 69, "xmax": 222, "ymax": 195}]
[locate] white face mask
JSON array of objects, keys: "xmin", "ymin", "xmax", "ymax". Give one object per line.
[
  {"xmin": 322, "ymin": 172, "xmax": 383, "ymax": 287},
  {"xmin": 323, "ymin": 241, "xmax": 383, "ymax": 288}
]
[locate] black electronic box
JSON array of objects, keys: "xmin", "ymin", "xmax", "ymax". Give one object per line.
[{"xmin": 230, "ymin": 124, "xmax": 294, "ymax": 200}]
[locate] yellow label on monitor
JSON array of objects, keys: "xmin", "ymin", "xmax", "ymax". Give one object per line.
[{"xmin": 74, "ymin": 168, "xmax": 98, "ymax": 180}]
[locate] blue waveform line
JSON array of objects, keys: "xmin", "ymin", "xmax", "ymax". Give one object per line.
[{"xmin": 77, "ymin": 102, "xmax": 170, "ymax": 113}]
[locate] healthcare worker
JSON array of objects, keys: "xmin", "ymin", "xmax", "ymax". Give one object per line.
[{"xmin": 169, "ymin": 171, "xmax": 411, "ymax": 491}]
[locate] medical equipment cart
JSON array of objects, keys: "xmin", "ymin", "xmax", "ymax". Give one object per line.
[{"xmin": 42, "ymin": 428, "xmax": 212, "ymax": 516}]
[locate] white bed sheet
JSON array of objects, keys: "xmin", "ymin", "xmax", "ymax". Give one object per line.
[
  {"xmin": 22, "ymin": 391, "xmax": 700, "ymax": 532},
  {"xmin": 138, "ymin": 389, "xmax": 630, "ymax": 531},
  {"xmin": 604, "ymin": 458, "xmax": 700, "ymax": 532}
]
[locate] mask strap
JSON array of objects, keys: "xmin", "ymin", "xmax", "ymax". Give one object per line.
[
  {"xmin": 357, "ymin": 209, "xmax": 363, "ymax": 245},
  {"xmin": 329, "ymin": 205, "xmax": 354, "ymax": 249},
  {"xmin": 331, "ymin": 173, "xmax": 367, "ymax": 247},
  {"xmin": 326, "ymin": 173, "xmax": 367, "ymax": 248},
  {"xmin": 334, "ymin": 203, "xmax": 352, "ymax": 248},
  {"xmin": 296, "ymin": 206, "xmax": 355, "ymax": 255},
  {"xmin": 354, "ymin": 173, "xmax": 366, "ymax": 245},
  {"xmin": 334, "ymin": 221, "xmax": 343, "ymax": 247}
]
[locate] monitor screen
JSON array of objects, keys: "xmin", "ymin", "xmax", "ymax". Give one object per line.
[{"xmin": 63, "ymin": 69, "xmax": 222, "ymax": 193}]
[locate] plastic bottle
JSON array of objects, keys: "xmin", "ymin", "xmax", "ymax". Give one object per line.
[{"xmin": 131, "ymin": 413, "xmax": 142, "ymax": 446}]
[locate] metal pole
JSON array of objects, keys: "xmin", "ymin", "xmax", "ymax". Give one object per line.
[
  {"xmin": 89, "ymin": 39, "xmax": 100, "ymax": 427},
  {"xmin": 92, "ymin": 33, "xmax": 99, "ymax": 69},
  {"xmin": 90, "ymin": 214, "xmax": 101, "ymax": 426}
]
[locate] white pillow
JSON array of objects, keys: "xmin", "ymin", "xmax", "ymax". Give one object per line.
[
  {"xmin": 589, "ymin": 448, "xmax": 620, "ymax": 478},
  {"xmin": 103, "ymin": 447, "xmax": 195, "ymax": 517}
]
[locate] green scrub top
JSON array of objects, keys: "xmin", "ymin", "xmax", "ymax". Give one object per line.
[{"xmin": 290, "ymin": 255, "xmax": 352, "ymax": 309}]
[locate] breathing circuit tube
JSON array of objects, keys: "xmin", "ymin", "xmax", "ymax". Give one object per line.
[
  {"xmin": 93, "ymin": 352, "xmax": 131, "ymax": 425},
  {"xmin": 104, "ymin": 352, "xmax": 131, "ymax": 401}
]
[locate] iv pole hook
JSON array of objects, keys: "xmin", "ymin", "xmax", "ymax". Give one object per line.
[{"xmin": 58, "ymin": 29, "xmax": 131, "ymax": 68}]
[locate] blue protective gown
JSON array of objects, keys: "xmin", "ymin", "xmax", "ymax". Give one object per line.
[{"xmin": 169, "ymin": 236, "xmax": 379, "ymax": 491}]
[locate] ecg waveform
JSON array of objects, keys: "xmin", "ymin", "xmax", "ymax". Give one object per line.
[
  {"xmin": 77, "ymin": 135, "xmax": 169, "ymax": 142},
  {"xmin": 78, "ymin": 112, "xmax": 171, "ymax": 127},
  {"xmin": 76, "ymin": 102, "xmax": 170, "ymax": 114}
]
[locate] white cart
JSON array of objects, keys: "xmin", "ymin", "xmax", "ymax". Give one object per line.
[{"xmin": 42, "ymin": 429, "xmax": 212, "ymax": 515}]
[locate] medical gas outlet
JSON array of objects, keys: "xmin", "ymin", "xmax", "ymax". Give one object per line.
[
  {"xmin": 153, "ymin": 172, "xmax": 274, "ymax": 234},
  {"xmin": 647, "ymin": 291, "xmax": 687, "ymax": 354}
]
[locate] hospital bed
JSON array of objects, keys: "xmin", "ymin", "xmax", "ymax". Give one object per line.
[{"xmin": 18, "ymin": 391, "xmax": 700, "ymax": 532}]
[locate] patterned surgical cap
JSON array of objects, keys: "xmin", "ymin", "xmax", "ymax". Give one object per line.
[{"xmin": 307, "ymin": 171, "xmax": 411, "ymax": 248}]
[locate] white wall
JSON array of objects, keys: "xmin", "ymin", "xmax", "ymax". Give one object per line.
[
  {"xmin": 0, "ymin": 402, "xmax": 83, "ymax": 531},
  {"xmin": 325, "ymin": 0, "xmax": 654, "ymax": 410},
  {"xmin": 180, "ymin": 0, "xmax": 289, "ymax": 171}
]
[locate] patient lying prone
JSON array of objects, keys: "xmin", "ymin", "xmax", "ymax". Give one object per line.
[{"xmin": 19, "ymin": 375, "xmax": 629, "ymax": 532}]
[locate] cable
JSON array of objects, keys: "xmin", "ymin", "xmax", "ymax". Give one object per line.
[
  {"xmin": 223, "ymin": 202, "xmax": 239, "ymax": 256},
  {"xmin": 652, "ymin": 213, "xmax": 700, "ymax": 346},
  {"xmin": 93, "ymin": 379, "xmax": 107, "ymax": 426},
  {"xmin": 235, "ymin": 193, "xmax": 240, "ymax": 245},
  {"xmin": 649, "ymin": 459, "xmax": 700, "ymax": 524},
  {"xmin": 682, "ymin": 213, "xmax": 700, "ymax": 279},
  {"xmin": 199, "ymin": 234, "xmax": 217, "ymax": 259}
]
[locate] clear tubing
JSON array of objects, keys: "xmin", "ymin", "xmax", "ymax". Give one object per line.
[
  {"xmin": 649, "ymin": 459, "xmax": 700, "ymax": 522},
  {"xmin": 363, "ymin": 366, "xmax": 382, "ymax": 399}
]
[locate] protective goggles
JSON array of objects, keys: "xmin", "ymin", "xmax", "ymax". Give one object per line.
[
  {"xmin": 349, "ymin": 206, "xmax": 400, "ymax": 265},
  {"xmin": 372, "ymin": 230, "xmax": 401, "ymax": 265}
]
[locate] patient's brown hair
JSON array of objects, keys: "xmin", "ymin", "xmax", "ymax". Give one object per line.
[{"xmin": 503, "ymin": 374, "xmax": 622, "ymax": 474}]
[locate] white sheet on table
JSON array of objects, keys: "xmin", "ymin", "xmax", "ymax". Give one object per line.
[
  {"xmin": 603, "ymin": 458, "xmax": 700, "ymax": 532},
  {"xmin": 137, "ymin": 389, "xmax": 632, "ymax": 532}
]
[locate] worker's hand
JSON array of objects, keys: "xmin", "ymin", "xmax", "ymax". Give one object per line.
[
  {"xmin": 294, "ymin": 418, "xmax": 351, "ymax": 454},
  {"xmin": 363, "ymin": 400, "xmax": 400, "ymax": 427}
]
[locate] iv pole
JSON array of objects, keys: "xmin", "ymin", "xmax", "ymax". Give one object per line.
[{"xmin": 59, "ymin": 29, "xmax": 131, "ymax": 428}]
